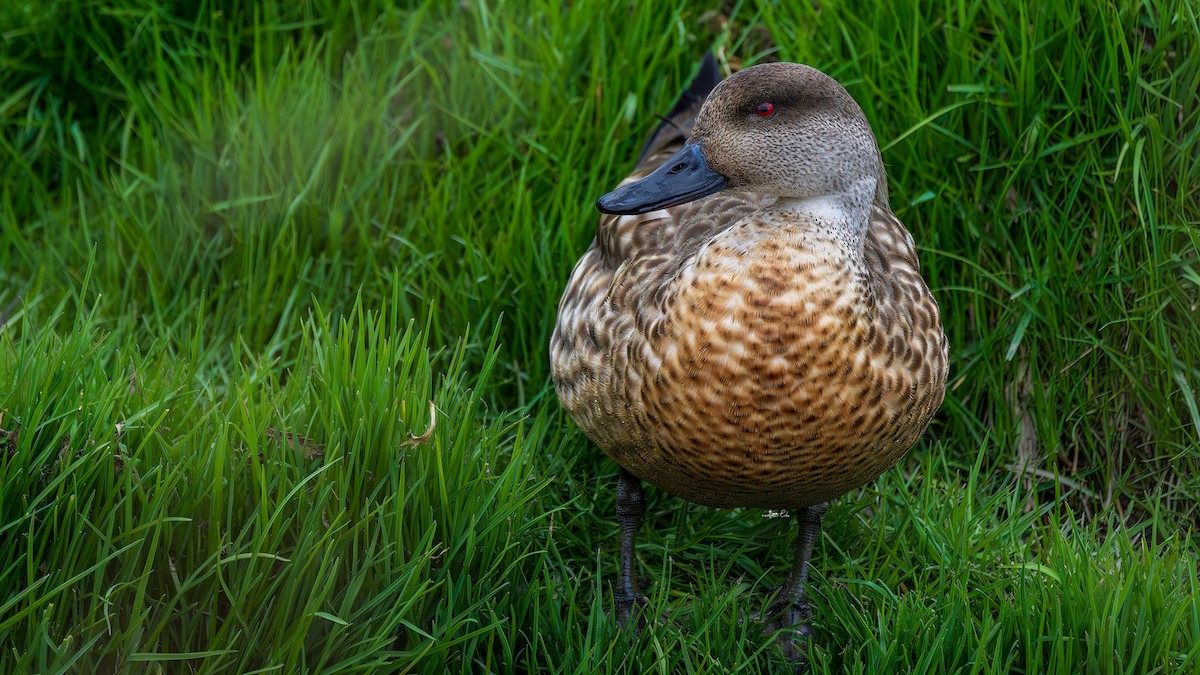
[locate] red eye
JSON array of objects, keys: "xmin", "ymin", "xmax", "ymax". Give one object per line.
[{"xmin": 755, "ymin": 102, "xmax": 776, "ymax": 117}]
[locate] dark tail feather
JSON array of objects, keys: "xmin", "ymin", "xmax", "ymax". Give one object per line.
[{"xmin": 636, "ymin": 52, "xmax": 723, "ymax": 165}]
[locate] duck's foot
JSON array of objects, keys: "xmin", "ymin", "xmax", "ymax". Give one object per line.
[
  {"xmin": 757, "ymin": 598, "xmax": 814, "ymax": 672},
  {"xmin": 615, "ymin": 591, "xmax": 650, "ymax": 630}
]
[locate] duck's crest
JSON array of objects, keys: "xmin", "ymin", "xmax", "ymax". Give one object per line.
[{"xmin": 636, "ymin": 52, "xmax": 722, "ymax": 164}]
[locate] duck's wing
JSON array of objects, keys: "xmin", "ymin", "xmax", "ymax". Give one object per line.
[{"xmin": 863, "ymin": 205, "xmax": 949, "ymax": 397}]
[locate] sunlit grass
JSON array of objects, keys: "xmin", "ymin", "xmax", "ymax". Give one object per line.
[{"xmin": 1, "ymin": 0, "xmax": 1198, "ymax": 672}]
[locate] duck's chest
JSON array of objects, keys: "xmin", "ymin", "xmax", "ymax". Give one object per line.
[{"xmin": 634, "ymin": 228, "xmax": 875, "ymax": 435}]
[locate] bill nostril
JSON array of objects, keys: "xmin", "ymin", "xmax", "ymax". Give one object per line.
[{"xmin": 668, "ymin": 162, "xmax": 687, "ymax": 174}]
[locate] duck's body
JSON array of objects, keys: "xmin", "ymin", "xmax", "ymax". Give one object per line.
[
  {"xmin": 550, "ymin": 55, "xmax": 947, "ymax": 666},
  {"xmin": 552, "ymin": 60, "xmax": 946, "ymax": 509}
]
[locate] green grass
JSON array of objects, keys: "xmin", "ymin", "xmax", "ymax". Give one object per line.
[{"xmin": 1, "ymin": 0, "xmax": 1198, "ymax": 672}]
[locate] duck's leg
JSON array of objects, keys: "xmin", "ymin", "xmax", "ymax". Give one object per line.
[
  {"xmin": 615, "ymin": 468, "xmax": 647, "ymax": 626},
  {"xmin": 766, "ymin": 502, "xmax": 828, "ymax": 667},
  {"xmin": 779, "ymin": 502, "xmax": 828, "ymax": 631}
]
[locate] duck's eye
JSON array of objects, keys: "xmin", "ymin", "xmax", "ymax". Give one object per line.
[{"xmin": 755, "ymin": 102, "xmax": 776, "ymax": 117}]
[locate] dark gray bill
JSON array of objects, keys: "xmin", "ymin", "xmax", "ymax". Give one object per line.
[{"xmin": 596, "ymin": 142, "xmax": 729, "ymax": 215}]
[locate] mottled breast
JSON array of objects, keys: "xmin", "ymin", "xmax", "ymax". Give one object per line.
[{"xmin": 551, "ymin": 201, "xmax": 947, "ymax": 510}]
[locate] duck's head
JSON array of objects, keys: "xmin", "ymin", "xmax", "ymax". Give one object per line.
[{"xmin": 597, "ymin": 62, "xmax": 887, "ymax": 216}]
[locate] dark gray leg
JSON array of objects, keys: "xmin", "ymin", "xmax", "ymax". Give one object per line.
[
  {"xmin": 766, "ymin": 502, "xmax": 828, "ymax": 670},
  {"xmin": 615, "ymin": 468, "xmax": 646, "ymax": 626},
  {"xmin": 781, "ymin": 502, "xmax": 828, "ymax": 630}
]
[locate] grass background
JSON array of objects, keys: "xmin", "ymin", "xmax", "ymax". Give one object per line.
[{"xmin": 1, "ymin": 0, "xmax": 1198, "ymax": 672}]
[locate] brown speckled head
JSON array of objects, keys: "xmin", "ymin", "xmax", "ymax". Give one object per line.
[{"xmin": 693, "ymin": 62, "xmax": 889, "ymax": 208}]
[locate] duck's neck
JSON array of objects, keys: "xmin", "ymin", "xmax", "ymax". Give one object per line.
[{"xmin": 769, "ymin": 176, "xmax": 878, "ymax": 258}]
